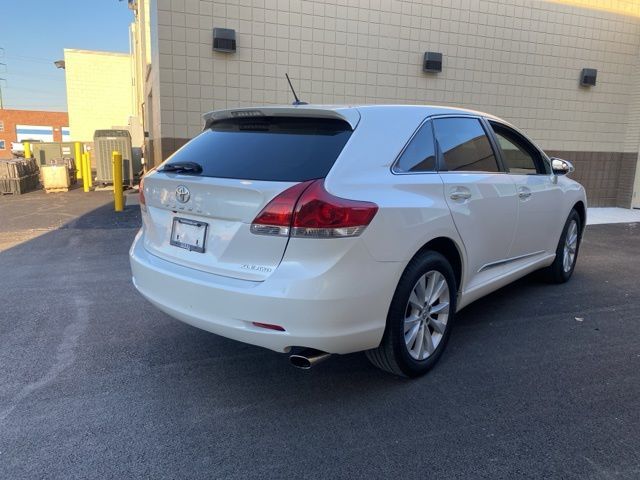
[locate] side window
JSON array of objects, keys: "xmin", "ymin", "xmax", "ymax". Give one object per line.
[
  {"xmin": 490, "ymin": 122, "xmax": 543, "ymax": 174},
  {"xmin": 394, "ymin": 121, "xmax": 436, "ymax": 173},
  {"xmin": 0, "ymin": 140, "xmax": 5, "ymax": 150},
  {"xmin": 433, "ymin": 117, "xmax": 499, "ymax": 172}
]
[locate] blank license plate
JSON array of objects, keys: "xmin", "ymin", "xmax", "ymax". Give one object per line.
[{"xmin": 170, "ymin": 217, "xmax": 208, "ymax": 253}]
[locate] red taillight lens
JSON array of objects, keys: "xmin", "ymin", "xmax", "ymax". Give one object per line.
[
  {"xmin": 139, "ymin": 177, "xmax": 146, "ymax": 207},
  {"xmin": 250, "ymin": 179, "xmax": 378, "ymax": 238},
  {"xmin": 292, "ymin": 180, "xmax": 378, "ymax": 237},
  {"xmin": 250, "ymin": 180, "xmax": 314, "ymax": 236}
]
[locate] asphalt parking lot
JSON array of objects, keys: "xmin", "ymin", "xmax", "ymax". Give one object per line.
[{"xmin": 1, "ymin": 191, "xmax": 639, "ymax": 479}]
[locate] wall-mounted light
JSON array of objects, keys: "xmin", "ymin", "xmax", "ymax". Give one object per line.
[
  {"xmin": 423, "ymin": 52, "xmax": 442, "ymax": 73},
  {"xmin": 580, "ymin": 68, "xmax": 597, "ymax": 87},
  {"xmin": 213, "ymin": 28, "xmax": 236, "ymax": 53}
]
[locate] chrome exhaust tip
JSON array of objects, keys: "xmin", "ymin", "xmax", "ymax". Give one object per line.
[{"xmin": 289, "ymin": 348, "xmax": 332, "ymax": 369}]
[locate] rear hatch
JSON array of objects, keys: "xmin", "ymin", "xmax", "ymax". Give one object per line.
[{"xmin": 141, "ymin": 111, "xmax": 356, "ymax": 281}]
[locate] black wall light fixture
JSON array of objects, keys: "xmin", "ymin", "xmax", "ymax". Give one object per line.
[
  {"xmin": 213, "ymin": 28, "xmax": 236, "ymax": 53},
  {"xmin": 423, "ymin": 52, "xmax": 443, "ymax": 73},
  {"xmin": 580, "ymin": 68, "xmax": 597, "ymax": 87}
]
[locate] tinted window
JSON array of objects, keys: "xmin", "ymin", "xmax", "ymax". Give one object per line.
[
  {"xmin": 394, "ymin": 121, "xmax": 436, "ymax": 173},
  {"xmin": 433, "ymin": 118, "xmax": 499, "ymax": 172},
  {"xmin": 490, "ymin": 123, "xmax": 542, "ymax": 175},
  {"xmin": 164, "ymin": 117, "xmax": 352, "ymax": 182}
]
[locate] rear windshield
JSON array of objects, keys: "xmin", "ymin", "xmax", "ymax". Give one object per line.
[{"xmin": 163, "ymin": 116, "xmax": 353, "ymax": 182}]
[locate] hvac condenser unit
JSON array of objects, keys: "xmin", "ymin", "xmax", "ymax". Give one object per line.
[{"xmin": 93, "ymin": 130, "xmax": 137, "ymax": 185}]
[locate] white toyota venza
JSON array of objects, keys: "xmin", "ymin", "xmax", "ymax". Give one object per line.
[{"xmin": 130, "ymin": 105, "xmax": 586, "ymax": 377}]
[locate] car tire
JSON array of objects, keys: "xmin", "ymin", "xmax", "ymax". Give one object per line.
[
  {"xmin": 544, "ymin": 209, "xmax": 582, "ymax": 284},
  {"xmin": 366, "ymin": 251, "xmax": 457, "ymax": 377}
]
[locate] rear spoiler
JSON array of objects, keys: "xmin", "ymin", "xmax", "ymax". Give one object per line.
[{"xmin": 202, "ymin": 106, "xmax": 361, "ymax": 130}]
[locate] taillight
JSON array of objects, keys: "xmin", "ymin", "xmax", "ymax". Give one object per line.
[
  {"xmin": 250, "ymin": 180, "xmax": 314, "ymax": 236},
  {"xmin": 291, "ymin": 180, "xmax": 378, "ymax": 237},
  {"xmin": 250, "ymin": 179, "xmax": 378, "ymax": 238},
  {"xmin": 139, "ymin": 177, "xmax": 146, "ymax": 207}
]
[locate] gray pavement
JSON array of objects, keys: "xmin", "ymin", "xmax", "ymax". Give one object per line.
[
  {"xmin": 0, "ymin": 195, "xmax": 639, "ymax": 479},
  {"xmin": 0, "ymin": 187, "xmax": 114, "ymax": 251}
]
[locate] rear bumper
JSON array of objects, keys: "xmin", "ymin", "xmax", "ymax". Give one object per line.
[{"xmin": 129, "ymin": 230, "xmax": 400, "ymax": 354}]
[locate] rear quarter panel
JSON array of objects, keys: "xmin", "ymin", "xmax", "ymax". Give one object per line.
[{"xmin": 323, "ymin": 107, "xmax": 468, "ymax": 291}]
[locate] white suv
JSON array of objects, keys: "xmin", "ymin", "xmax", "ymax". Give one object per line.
[{"xmin": 130, "ymin": 105, "xmax": 586, "ymax": 377}]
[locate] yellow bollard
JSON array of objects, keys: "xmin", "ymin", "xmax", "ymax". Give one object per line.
[
  {"xmin": 74, "ymin": 142, "xmax": 83, "ymax": 180},
  {"xmin": 82, "ymin": 153, "xmax": 90, "ymax": 193},
  {"xmin": 84, "ymin": 151, "xmax": 93, "ymax": 188},
  {"xmin": 24, "ymin": 142, "xmax": 31, "ymax": 159},
  {"xmin": 112, "ymin": 151, "xmax": 124, "ymax": 212}
]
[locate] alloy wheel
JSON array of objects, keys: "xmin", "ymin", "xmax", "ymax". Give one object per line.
[
  {"xmin": 563, "ymin": 219, "xmax": 578, "ymax": 273},
  {"xmin": 404, "ymin": 270, "xmax": 450, "ymax": 360}
]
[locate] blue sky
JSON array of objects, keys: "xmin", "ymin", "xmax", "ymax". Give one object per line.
[{"xmin": 0, "ymin": 0, "xmax": 133, "ymax": 111}]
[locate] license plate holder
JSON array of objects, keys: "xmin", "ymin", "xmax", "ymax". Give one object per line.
[{"xmin": 170, "ymin": 217, "xmax": 208, "ymax": 253}]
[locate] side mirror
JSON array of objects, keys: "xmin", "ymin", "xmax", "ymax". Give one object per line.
[{"xmin": 551, "ymin": 158, "xmax": 574, "ymax": 176}]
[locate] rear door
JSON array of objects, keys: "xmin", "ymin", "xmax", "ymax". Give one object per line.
[
  {"xmin": 487, "ymin": 120, "xmax": 563, "ymax": 257},
  {"xmin": 433, "ymin": 116, "xmax": 518, "ymax": 286},
  {"xmin": 141, "ymin": 115, "xmax": 353, "ymax": 281}
]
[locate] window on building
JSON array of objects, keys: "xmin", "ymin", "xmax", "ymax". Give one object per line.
[
  {"xmin": 0, "ymin": 121, "xmax": 4, "ymax": 132},
  {"xmin": 0, "ymin": 140, "xmax": 5, "ymax": 150},
  {"xmin": 433, "ymin": 117, "xmax": 499, "ymax": 173},
  {"xmin": 489, "ymin": 122, "xmax": 545, "ymax": 175},
  {"xmin": 394, "ymin": 121, "xmax": 437, "ymax": 173}
]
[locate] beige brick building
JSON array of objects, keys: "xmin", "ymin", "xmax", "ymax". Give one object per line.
[
  {"xmin": 130, "ymin": 0, "xmax": 640, "ymax": 207},
  {"xmin": 64, "ymin": 49, "xmax": 137, "ymax": 142}
]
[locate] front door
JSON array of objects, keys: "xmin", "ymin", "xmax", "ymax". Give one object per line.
[{"xmin": 487, "ymin": 121, "xmax": 564, "ymax": 258}]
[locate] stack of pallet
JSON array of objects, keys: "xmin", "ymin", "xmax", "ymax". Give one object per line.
[{"xmin": 0, "ymin": 158, "xmax": 39, "ymax": 195}]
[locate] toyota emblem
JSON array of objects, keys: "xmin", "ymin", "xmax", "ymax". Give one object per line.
[{"xmin": 175, "ymin": 185, "xmax": 190, "ymax": 203}]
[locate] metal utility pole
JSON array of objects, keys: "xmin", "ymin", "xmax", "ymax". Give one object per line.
[
  {"xmin": 0, "ymin": 48, "xmax": 5, "ymax": 109},
  {"xmin": 0, "ymin": 57, "xmax": 5, "ymax": 109},
  {"xmin": 0, "ymin": 78, "xmax": 5, "ymax": 109}
]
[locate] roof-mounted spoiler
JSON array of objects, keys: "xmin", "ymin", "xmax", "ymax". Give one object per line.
[{"xmin": 202, "ymin": 106, "xmax": 361, "ymax": 130}]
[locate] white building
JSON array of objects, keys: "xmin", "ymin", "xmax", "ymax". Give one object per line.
[
  {"xmin": 130, "ymin": 0, "xmax": 640, "ymax": 208},
  {"xmin": 63, "ymin": 49, "xmax": 137, "ymax": 142}
]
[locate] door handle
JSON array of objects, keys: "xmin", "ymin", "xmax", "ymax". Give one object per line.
[
  {"xmin": 449, "ymin": 187, "xmax": 471, "ymax": 201},
  {"xmin": 518, "ymin": 187, "xmax": 532, "ymax": 200}
]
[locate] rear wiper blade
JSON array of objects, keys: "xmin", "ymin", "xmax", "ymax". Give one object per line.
[{"xmin": 160, "ymin": 161, "xmax": 203, "ymax": 174}]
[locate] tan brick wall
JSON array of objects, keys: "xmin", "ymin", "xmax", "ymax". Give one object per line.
[
  {"xmin": 151, "ymin": 0, "xmax": 640, "ymax": 154},
  {"xmin": 64, "ymin": 49, "xmax": 135, "ymax": 142},
  {"xmin": 623, "ymin": 46, "xmax": 640, "ymax": 207}
]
